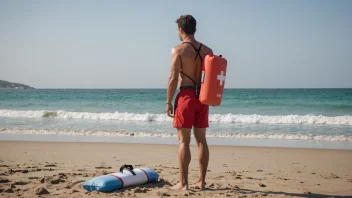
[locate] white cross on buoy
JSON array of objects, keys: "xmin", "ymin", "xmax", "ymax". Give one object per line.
[{"xmin": 217, "ymin": 71, "xmax": 226, "ymax": 86}]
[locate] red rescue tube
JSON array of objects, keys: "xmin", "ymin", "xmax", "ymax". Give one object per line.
[{"xmin": 199, "ymin": 54, "xmax": 227, "ymax": 106}]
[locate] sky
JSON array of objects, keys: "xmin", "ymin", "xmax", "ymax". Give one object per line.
[{"xmin": 0, "ymin": 0, "xmax": 351, "ymax": 88}]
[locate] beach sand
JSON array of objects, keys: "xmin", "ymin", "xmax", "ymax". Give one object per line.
[{"xmin": 0, "ymin": 141, "xmax": 351, "ymax": 197}]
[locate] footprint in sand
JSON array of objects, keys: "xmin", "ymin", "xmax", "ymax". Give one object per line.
[
  {"xmin": 134, "ymin": 187, "xmax": 151, "ymax": 193},
  {"xmin": 28, "ymin": 177, "xmax": 40, "ymax": 180},
  {"xmin": 95, "ymin": 166, "xmax": 112, "ymax": 169},
  {"xmin": 225, "ymin": 171, "xmax": 236, "ymax": 175},
  {"xmin": 50, "ymin": 178, "xmax": 65, "ymax": 185},
  {"xmin": 3, "ymin": 188, "xmax": 15, "ymax": 193},
  {"xmin": 231, "ymin": 184, "xmax": 239, "ymax": 189},
  {"xmin": 0, "ymin": 177, "xmax": 10, "ymax": 183},
  {"xmin": 71, "ymin": 189, "xmax": 80, "ymax": 194},
  {"xmin": 44, "ymin": 164, "xmax": 57, "ymax": 167},
  {"xmin": 12, "ymin": 180, "xmax": 30, "ymax": 185},
  {"xmin": 214, "ymin": 175, "xmax": 225, "ymax": 180},
  {"xmin": 157, "ymin": 191, "xmax": 170, "ymax": 197},
  {"xmin": 330, "ymin": 173, "xmax": 339, "ymax": 179},
  {"xmin": 66, "ymin": 180, "xmax": 85, "ymax": 189},
  {"xmin": 266, "ymin": 173, "xmax": 274, "ymax": 175}
]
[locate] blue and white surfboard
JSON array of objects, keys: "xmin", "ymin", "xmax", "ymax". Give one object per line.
[{"xmin": 82, "ymin": 165, "xmax": 159, "ymax": 192}]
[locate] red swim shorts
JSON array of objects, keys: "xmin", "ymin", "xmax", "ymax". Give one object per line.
[{"xmin": 173, "ymin": 89, "xmax": 209, "ymax": 129}]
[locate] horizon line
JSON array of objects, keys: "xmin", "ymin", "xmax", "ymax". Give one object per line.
[{"xmin": 5, "ymin": 87, "xmax": 351, "ymax": 90}]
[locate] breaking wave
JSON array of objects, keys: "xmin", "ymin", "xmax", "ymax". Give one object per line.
[
  {"xmin": 0, "ymin": 128, "xmax": 351, "ymax": 142},
  {"xmin": 0, "ymin": 109, "xmax": 351, "ymax": 125}
]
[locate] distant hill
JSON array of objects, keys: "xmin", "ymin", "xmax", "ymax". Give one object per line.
[{"xmin": 0, "ymin": 80, "xmax": 34, "ymax": 89}]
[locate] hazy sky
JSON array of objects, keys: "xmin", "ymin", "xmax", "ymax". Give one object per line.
[{"xmin": 1, "ymin": 0, "xmax": 351, "ymax": 88}]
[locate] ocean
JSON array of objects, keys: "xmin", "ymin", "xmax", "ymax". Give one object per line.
[{"xmin": 0, "ymin": 89, "xmax": 351, "ymax": 150}]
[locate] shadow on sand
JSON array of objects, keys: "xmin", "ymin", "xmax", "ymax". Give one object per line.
[
  {"xmin": 87, "ymin": 179, "xmax": 351, "ymax": 198},
  {"xmin": 109, "ymin": 179, "xmax": 172, "ymax": 194}
]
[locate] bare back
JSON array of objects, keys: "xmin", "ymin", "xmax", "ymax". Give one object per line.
[{"xmin": 176, "ymin": 41, "xmax": 213, "ymax": 87}]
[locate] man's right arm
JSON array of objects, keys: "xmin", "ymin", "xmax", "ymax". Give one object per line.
[{"xmin": 166, "ymin": 47, "xmax": 181, "ymax": 104}]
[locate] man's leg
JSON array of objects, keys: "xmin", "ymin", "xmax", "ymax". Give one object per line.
[
  {"xmin": 192, "ymin": 127, "xmax": 209, "ymax": 190},
  {"xmin": 171, "ymin": 127, "xmax": 191, "ymax": 190}
]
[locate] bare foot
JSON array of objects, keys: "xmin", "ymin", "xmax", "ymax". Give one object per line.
[
  {"xmin": 190, "ymin": 181, "xmax": 205, "ymax": 190},
  {"xmin": 170, "ymin": 182, "xmax": 188, "ymax": 191}
]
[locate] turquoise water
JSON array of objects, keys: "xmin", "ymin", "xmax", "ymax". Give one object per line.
[
  {"xmin": 0, "ymin": 89, "xmax": 351, "ymax": 149},
  {"xmin": 1, "ymin": 89, "xmax": 351, "ymax": 115}
]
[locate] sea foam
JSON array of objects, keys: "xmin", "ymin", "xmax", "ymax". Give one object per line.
[
  {"xmin": 0, "ymin": 109, "xmax": 351, "ymax": 125},
  {"xmin": 0, "ymin": 128, "xmax": 351, "ymax": 142}
]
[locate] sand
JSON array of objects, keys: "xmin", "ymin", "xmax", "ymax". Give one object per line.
[{"xmin": 0, "ymin": 141, "xmax": 351, "ymax": 197}]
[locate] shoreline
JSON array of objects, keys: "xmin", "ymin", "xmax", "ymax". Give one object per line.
[
  {"xmin": 1, "ymin": 132, "xmax": 352, "ymax": 151},
  {"xmin": 1, "ymin": 139, "xmax": 352, "ymax": 151},
  {"xmin": 0, "ymin": 141, "xmax": 351, "ymax": 197}
]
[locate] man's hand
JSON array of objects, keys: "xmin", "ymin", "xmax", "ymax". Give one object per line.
[{"xmin": 166, "ymin": 103, "xmax": 174, "ymax": 118}]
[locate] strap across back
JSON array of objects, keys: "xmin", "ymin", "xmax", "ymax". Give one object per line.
[{"xmin": 180, "ymin": 42, "xmax": 203, "ymax": 86}]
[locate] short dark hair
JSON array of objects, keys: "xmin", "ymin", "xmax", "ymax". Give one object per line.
[{"xmin": 175, "ymin": 15, "xmax": 197, "ymax": 35}]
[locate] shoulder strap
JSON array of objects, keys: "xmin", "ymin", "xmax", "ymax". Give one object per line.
[
  {"xmin": 180, "ymin": 71, "xmax": 197, "ymax": 85},
  {"xmin": 182, "ymin": 42, "xmax": 197, "ymax": 51},
  {"xmin": 180, "ymin": 42, "xmax": 203, "ymax": 86},
  {"xmin": 195, "ymin": 43, "xmax": 203, "ymax": 62},
  {"xmin": 182, "ymin": 42, "xmax": 203, "ymax": 61}
]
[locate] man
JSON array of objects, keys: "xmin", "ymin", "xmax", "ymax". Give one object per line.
[{"xmin": 166, "ymin": 15, "xmax": 213, "ymax": 191}]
